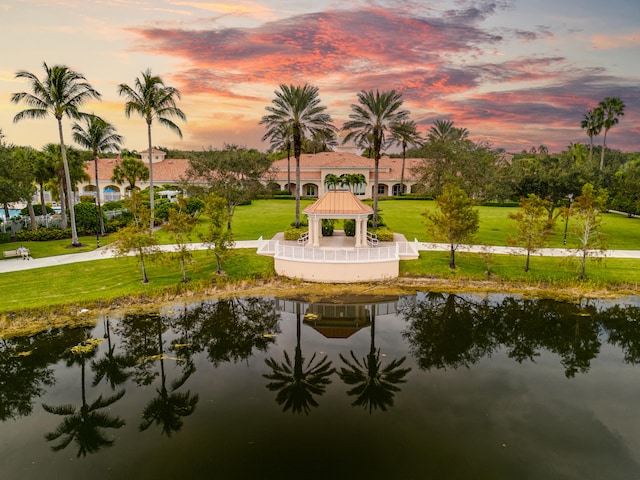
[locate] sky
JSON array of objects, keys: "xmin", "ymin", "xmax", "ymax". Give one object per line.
[{"xmin": 1, "ymin": 0, "xmax": 639, "ymax": 154}]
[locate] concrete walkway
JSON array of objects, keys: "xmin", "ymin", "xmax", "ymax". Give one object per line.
[{"xmin": 1, "ymin": 239, "xmax": 639, "ymax": 274}]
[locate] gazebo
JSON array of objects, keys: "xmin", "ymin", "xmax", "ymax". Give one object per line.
[
  {"xmin": 302, "ymin": 190, "xmax": 372, "ymax": 247},
  {"xmin": 256, "ymin": 190, "xmax": 419, "ymax": 283}
]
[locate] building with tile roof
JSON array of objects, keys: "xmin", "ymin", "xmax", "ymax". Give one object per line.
[
  {"xmin": 76, "ymin": 150, "xmax": 425, "ymax": 203},
  {"xmin": 268, "ymin": 151, "xmax": 424, "ymax": 199}
]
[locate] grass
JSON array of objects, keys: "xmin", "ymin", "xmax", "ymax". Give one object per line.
[
  {"xmin": 1, "ymin": 249, "xmax": 274, "ymax": 313},
  {"xmin": 2, "ymin": 198, "xmax": 640, "ymax": 320}
]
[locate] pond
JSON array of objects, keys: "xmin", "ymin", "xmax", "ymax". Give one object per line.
[{"xmin": 2, "ymin": 293, "xmax": 640, "ymax": 479}]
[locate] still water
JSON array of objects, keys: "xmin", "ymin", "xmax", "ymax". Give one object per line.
[{"xmin": 2, "ymin": 293, "xmax": 640, "ymax": 479}]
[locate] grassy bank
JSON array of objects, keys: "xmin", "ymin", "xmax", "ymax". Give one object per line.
[{"xmin": 1, "ymin": 199, "xmax": 639, "ymax": 327}]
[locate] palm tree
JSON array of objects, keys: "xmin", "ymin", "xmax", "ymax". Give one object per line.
[
  {"xmin": 11, "ymin": 62, "xmax": 101, "ymax": 246},
  {"xmin": 580, "ymin": 108, "xmax": 602, "ymax": 164},
  {"xmin": 597, "ymin": 97, "xmax": 625, "ymax": 171},
  {"xmin": 428, "ymin": 119, "xmax": 469, "ymax": 143},
  {"xmin": 42, "ymin": 143, "xmax": 87, "ymax": 230},
  {"xmin": 342, "ymin": 89, "xmax": 408, "ymax": 228},
  {"xmin": 391, "ymin": 119, "xmax": 423, "ymax": 195},
  {"xmin": 324, "ymin": 173, "xmax": 340, "ymax": 191},
  {"xmin": 72, "ymin": 115, "xmax": 124, "ymax": 236},
  {"xmin": 263, "ymin": 122, "xmax": 293, "ymax": 193},
  {"xmin": 260, "ymin": 84, "xmax": 335, "ymax": 227},
  {"xmin": 111, "ymin": 155, "xmax": 149, "ymax": 192},
  {"xmin": 118, "ymin": 69, "xmax": 186, "ymax": 231}
]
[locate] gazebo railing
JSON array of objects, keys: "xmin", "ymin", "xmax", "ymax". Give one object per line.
[{"xmin": 275, "ymin": 242, "xmax": 398, "ymax": 263}]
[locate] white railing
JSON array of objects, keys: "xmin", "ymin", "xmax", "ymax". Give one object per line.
[
  {"xmin": 275, "ymin": 242, "xmax": 398, "ymax": 263},
  {"xmin": 257, "ymin": 236, "xmax": 279, "ymax": 255},
  {"xmin": 367, "ymin": 231, "xmax": 378, "ymax": 246},
  {"xmin": 298, "ymin": 231, "xmax": 309, "ymax": 244},
  {"xmin": 396, "ymin": 239, "xmax": 420, "ymax": 258}
]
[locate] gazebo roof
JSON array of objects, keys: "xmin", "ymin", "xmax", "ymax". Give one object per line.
[{"xmin": 303, "ymin": 190, "xmax": 372, "ymax": 217}]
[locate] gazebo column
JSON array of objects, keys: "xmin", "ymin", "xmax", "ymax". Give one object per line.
[
  {"xmin": 313, "ymin": 217, "xmax": 321, "ymax": 247},
  {"xmin": 361, "ymin": 217, "xmax": 368, "ymax": 246},
  {"xmin": 355, "ymin": 216, "xmax": 362, "ymax": 247},
  {"xmin": 307, "ymin": 216, "xmax": 314, "ymax": 246}
]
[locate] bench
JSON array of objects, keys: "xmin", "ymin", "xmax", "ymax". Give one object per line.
[{"xmin": 3, "ymin": 248, "xmax": 30, "ymax": 259}]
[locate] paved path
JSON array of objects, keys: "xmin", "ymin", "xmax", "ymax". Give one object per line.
[{"xmin": 1, "ymin": 240, "xmax": 638, "ymax": 274}]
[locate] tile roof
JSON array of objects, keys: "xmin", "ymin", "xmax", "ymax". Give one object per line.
[
  {"xmin": 86, "ymin": 158, "xmax": 191, "ymax": 183},
  {"xmin": 270, "ymin": 151, "xmax": 422, "ymax": 182},
  {"xmin": 304, "ymin": 190, "xmax": 373, "ymax": 215}
]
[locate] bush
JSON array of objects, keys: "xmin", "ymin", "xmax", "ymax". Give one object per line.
[
  {"xmin": 106, "ymin": 211, "xmax": 133, "ymax": 232},
  {"xmin": 80, "ymin": 195, "xmax": 96, "ymax": 203},
  {"xmin": 322, "ymin": 219, "xmax": 335, "ymax": 236},
  {"xmin": 155, "ymin": 200, "xmax": 178, "ymax": 221},
  {"xmin": 371, "ymin": 227, "xmax": 394, "ymax": 242},
  {"xmin": 16, "ymin": 226, "xmax": 71, "ymax": 241},
  {"xmin": 74, "ymin": 202, "xmax": 106, "ymax": 232},
  {"xmin": 284, "ymin": 227, "xmax": 308, "ymax": 241},
  {"xmin": 103, "ymin": 200, "xmax": 125, "ymax": 211},
  {"xmin": 186, "ymin": 197, "xmax": 205, "ymax": 215},
  {"xmin": 344, "ymin": 219, "xmax": 356, "ymax": 236},
  {"xmin": 0, "ymin": 232, "xmax": 11, "ymax": 244}
]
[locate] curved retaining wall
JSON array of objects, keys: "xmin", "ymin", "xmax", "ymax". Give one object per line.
[{"xmin": 274, "ymin": 257, "xmax": 399, "ymax": 283}]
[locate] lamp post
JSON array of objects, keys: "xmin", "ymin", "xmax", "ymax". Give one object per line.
[{"xmin": 563, "ymin": 193, "xmax": 574, "ymax": 245}]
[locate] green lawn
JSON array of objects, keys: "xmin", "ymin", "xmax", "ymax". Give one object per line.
[{"xmin": 2, "ymin": 198, "xmax": 640, "ymax": 316}]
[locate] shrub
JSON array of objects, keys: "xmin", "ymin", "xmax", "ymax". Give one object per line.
[
  {"xmin": 103, "ymin": 200, "xmax": 125, "ymax": 211},
  {"xmin": 15, "ymin": 226, "xmax": 71, "ymax": 241},
  {"xmin": 155, "ymin": 200, "xmax": 178, "ymax": 221},
  {"xmin": 371, "ymin": 227, "xmax": 394, "ymax": 242},
  {"xmin": 186, "ymin": 197, "xmax": 205, "ymax": 215},
  {"xmin": 0, "ymin": 232, "xmax": 11, "ymax": 244},
  {"xmin": 284, "ymin": 227, "xmax": 308, "ymax": 241},
  {"xmin": 74, "ymin": 202, "xmax": 106, "ymax": 232},
  {"xmin": 322, "ymin": 219, "xmax": 335, "ymax": 236},
  {"xmin": 344, "ymin": 219, "xmax": 356, "ymax": 236},
  {"xmin": 105, "ymin": 212, "xmax": 133, "ymax": 232},
  {"xmin": 80, "ymin": 195, "xmax": 96, "ymax": 203}
]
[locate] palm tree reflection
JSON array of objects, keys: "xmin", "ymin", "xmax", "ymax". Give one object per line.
[
  {"xmin": 264, "ymin": 306, "xmax": 335, "ymax": 415},
  {"xmin": 42, "ymin": 335, "xmax": 126, "ymax": 457},
  {"xmin": 138, "ymin": 315, "xmax": 198, "ymax": 437},
  {"xmin": 339, "ymin": 310, "xmax": 411, "ymax": 413}
]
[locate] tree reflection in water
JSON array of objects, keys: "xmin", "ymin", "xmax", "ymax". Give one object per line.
[
  {"xmin": 42, "ymin": 332, "xmax": 126, "ymax": 457},
  {"xmin": 400, "ymin": 293, "xmax": 620, "ymax": 377},
  {"xmin": 339, "ymin": 307, "xmax": 411, "ymax": 413},
  {"xmin": 264, "ymin": 303, "xmax": 335, "ymax": 415},
  {"xmin": 119, "ymin": 312, "xmax": 199, "ymax": 437}
]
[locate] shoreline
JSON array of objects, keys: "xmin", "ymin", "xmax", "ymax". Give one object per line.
[{"xmin": 2, "ymin": 275, "xmax": 638, "ymax": 339}]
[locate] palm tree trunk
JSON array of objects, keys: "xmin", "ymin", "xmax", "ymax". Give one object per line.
[
  {"xmin": 373, "ymin": 155, "xmax": 379, "ymax": 229},
  {"xmin": 94, "ymin": 155, "xmax": 105, "ymax": 236},
  {"xmin": 39, "ymin": 182, "xmax": 49, "ymax": 228},
  {"xmin": 400, "ymin": 146, "xmax": 406, "ymax": 195},
  {"xmin": 600, "ymin": 129, "xmax": 608, "ymax": 171},
  {"xmin": 58, "ymin": 118, "xmax": 80, "ymax": 246},
  {"xmin": 59, "ymin": 181, "xmax": 67, "ymax": 230},
  {"xmin": 27, "ymin": 199, "xmax": 37, "ymax": 230},
  {"xmin": 287, "ymin": 147, "xmax": 291, "ymax": 194},
  {"xmin": 147, "ymin": 121, "xmax": 155, "ymax": 233}
]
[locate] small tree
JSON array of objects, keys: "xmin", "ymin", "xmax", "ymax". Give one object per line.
[
  {"xmin": 110, "ymin": 191, "xmax": 158, "ymax": 283},
  {"xmin": 200, "ymin": 194, "xmax": 234, "ymax": 275},
  {"xmin": 423, "ymin": 183, "xmax": 479, "ymax": 269},
  {"xmin": 164, "ymin": 196, "xmax": 198, "ymax": 283},
  {"xmin": 570, "ymin": 183, "xmax": 608, "ymax": 279},
  {"xmin": 507, "ymin": 194, "xmax": 553, "ymax": 272}
]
